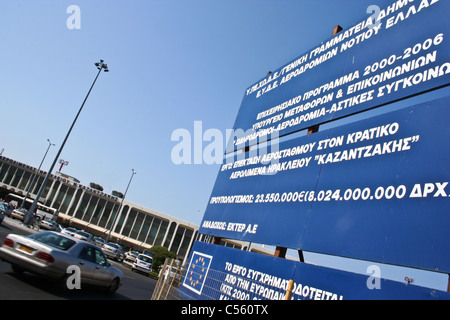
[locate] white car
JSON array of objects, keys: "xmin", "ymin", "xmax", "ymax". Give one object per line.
[
  {"xmin": 102, "ymin": 242, "xmax": 124, "ymax": 261},
  {"xmin": 72, "ymin": 230, "xmax": 93, "ymax": 243},
  {"xmin": 10, "ymin": 208, "xmax": 28, "ymax": 221},
  {"xmin": 123, "ymin": 250, "xmax": 140, "ymax": 266},
  {"xmin": 40, "ymin": 219, "xmax": 60, "ymax": 231},
  {"xmin": 61, "ymin": 227, "xmax": 78, "ymax": 237},
  {"xmin": 132, "ymin": 254, "xmax": 153, "ymax": 276}
]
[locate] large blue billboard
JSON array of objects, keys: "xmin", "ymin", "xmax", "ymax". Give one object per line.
[
  {"xmin": 230, "ymin": 0, "xmax": 450, "ymax": 151},
  {"xmin": 193, "ymin": 0, "xmax": 450, "ymax": 299},
  {"xmin": 200, "ymin": 96, "xmax": 450, "ymax": 273},
  {"xmin": 178, "ymin": 242, "xmax": 450, "ymax": 300}
]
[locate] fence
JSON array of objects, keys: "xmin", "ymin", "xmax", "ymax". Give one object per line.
[{"xmin": 151, "ymin": 258, "xmax": 185, "ymax": 300}]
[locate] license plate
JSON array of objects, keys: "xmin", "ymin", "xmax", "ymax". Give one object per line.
[{"xmin": 17, "ymin": 244, "xmax": 33, "ymax": 254}]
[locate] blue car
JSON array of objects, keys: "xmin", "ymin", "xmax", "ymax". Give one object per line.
[{"xmin": 0, "ymin": 203, "xmax": 13, "ymax": 217}]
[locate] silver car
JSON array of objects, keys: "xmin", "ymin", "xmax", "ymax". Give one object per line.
[
  {"xmin": 10, "ymin": 208, "xmax": 28, "ymax": 221},
  {"xmin": 0, "ymin": 231, "xmax": 123, "ymax": 294},
  {"xmin": 40, "ymin": 219, "xmax": 60, "ymax": 231},
  {"xmin": 102, "ymin": 242, "xmax": 124, "ymax": 261}
]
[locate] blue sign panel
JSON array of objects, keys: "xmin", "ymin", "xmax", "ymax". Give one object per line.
[
  {"xmin": 200, "ymin": 96, "xmax": 450, "ymax": 272},
  {"xmin": 230, "ymin": 0, "xmax": 450, "ymax": 151},
  {"xmin": 178, "ymin": 242, "xmax": 450, "ymax": 300}
]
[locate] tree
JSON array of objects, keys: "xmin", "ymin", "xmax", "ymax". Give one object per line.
[{"xmin": 147, "ymin": 246, "xmax": 176, "ymax": 271}]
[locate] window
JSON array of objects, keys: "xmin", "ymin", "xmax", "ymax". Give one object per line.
[
  {"xmin": 90, "ymin": 198, "xmax": 105, "ymax": 225},
  {"xmin": 75, "ymin": 193, "xmax": 91, "ymax": 219},
  {"xmin": 52, "ymin": 184, "xmax": 68, "ymax": 209},
  {"xmin": 99, "ymin": 201, "xmax": 116, "ymax": 228},
  {"xmin": 79, "ymin": 246, "xmax": 107, "ymax": 266},
  {"xmin": 10, "ymin": 167, "xmax": 23, "ymax": 187},
  {"xmin": 121, "ymin": 208, "xmax": 136, "ymax": 237},
  {"xmin": 94, "ymin": 248, "xmax": 107, "ymax": 266},
  {"xmin": 18, "ymin": 171, "xmax": 31, "ymax": 190},
  {"xmin": 60, "ymin": 186, "xmax": 75, "ymax": 213},
  {"xmin": 130, "ymin": 211, "xmax": 144, "ymax": 239},
  {"xmin": 83, "ymin": 196, "xmax": 99, "ymax": 222},
  {"xmin": 67, "ymin": 189, "xmax": 83, "ymax": 216},
  {"xmin": 29, "ymin": 232, "xmax": 76, "ymax": 251},
  {"xmin": 79, "ymin": 246, "xmax": 95, "ymax": 262}
]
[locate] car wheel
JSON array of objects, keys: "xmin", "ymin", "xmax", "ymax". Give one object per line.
[{"xmin": 106, "ymin": 278, "xmax": 120, "ymax": 295}]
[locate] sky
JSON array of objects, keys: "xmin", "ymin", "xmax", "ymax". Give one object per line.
[{"xmin": 0, "ymin": 0, "xmax": 448, "ymax": 291}]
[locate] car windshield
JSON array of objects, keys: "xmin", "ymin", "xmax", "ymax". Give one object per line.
[
  {"xmin": 29, "ymin": 232, "xmax": 76, "ymax": 251},
  {"xmin": 139, "ymin": 255, "xmax": 153, "ymax": 263}
]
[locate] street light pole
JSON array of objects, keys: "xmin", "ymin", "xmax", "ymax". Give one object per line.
[
  {"xmin": 20, "ymin": 139, "xmax": 55, "ymax": 209},
  {"xmin": 58, "ymin": 159, "xmax": 69, "ymax": 172},
  {"xmin": 106, "ymin": 169, "xmax": 136, "ymax": 243},
  {"xmin": 26, "ymin": 60, "xmax": 109, "ymax": 224}
]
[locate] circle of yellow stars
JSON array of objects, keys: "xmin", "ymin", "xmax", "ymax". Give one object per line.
[{"xmin": 189, "ymin": 256, "xmax": 206, "ymax": 287}]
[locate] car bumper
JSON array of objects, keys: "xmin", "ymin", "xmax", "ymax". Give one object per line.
[
  {"xmin": 132, "ymin": 264, "xmax": 151, "ymax": 273},
  {"xmin": 104, "ymin": 251, "xmax": 118, "ymax": 258},
  {"xmin": 0, "ymin": 246, "xmax": 65, "ymax": 280},
  {"xmin": 11, "ymin": 214, "xmax": 24, "ymax": 221}
]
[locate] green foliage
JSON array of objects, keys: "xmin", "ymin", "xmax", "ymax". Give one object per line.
[{"xmin": 147, "ymin": 245, "xmax": 176, "ymax": 271}]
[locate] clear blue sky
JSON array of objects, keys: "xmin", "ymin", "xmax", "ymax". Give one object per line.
[{"xmin": 1, "ymin": 0, "xmax": 448, "ymax": 291}]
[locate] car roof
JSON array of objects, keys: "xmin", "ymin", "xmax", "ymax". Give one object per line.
[{"xmin": 39, "ymin": 231, "xmax": 97, "ymax": 247}]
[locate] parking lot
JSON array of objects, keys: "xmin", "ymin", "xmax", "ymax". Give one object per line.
[{"xmin": 0, "ymin": 216, "xmax": 159, "ymax": 300}]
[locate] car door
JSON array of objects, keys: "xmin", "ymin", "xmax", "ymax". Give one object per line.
[
  {"xmin": 77, "ymin": 245, "xmax": 102, "ymax": 286},
  {"xmin": 92, "ymin": 247, "xmax": 115, "ymax": 285}
]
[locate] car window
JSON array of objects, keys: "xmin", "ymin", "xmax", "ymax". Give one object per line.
[
  {"xmin": 79, "ymin": 246, "xmax": 95, "ymax": 263},
  {"xmin": 94, "ymin": 248, "xmax": 107, "ymax": 266},
  {"xmin": 139, "ymin": 255, "xmax": 153, "ymax": 263},
  {"xmin": 29, "ymin": 232, "xmax": 76, "ymax": 251}
]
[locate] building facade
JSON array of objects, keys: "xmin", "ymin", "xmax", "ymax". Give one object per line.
[{"xmin": 0, "ymin": 155, "xmax": 198, "ymax": 260}]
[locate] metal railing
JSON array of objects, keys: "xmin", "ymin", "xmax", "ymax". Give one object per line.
[{"xmin": 151, "ymin": 258, "xmax": 185, "ymax": 300}]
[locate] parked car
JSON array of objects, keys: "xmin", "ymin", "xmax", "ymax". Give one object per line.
[
  {"xmin": 131, "ymin": 253, "xmax": 153, "ymax": 276},
  {"xmin": 123, "ymin": 250, "xmax": 140, "ymax": 266},
  {"xmin": 102, "ymin": 242, "xmax": 124, "ymax": 261},
  {"xmin": 0, "ymin": 231, "xmax": 123, "ymax": 294},
  {"xmin": 0, "ymin": 203, "xmax": 14, "ymax": 217},
  {"xmin": 40, "ymin": 219, "xmax": 60, "ymax": 231},
  {"xmin": 160, "ymin": 264, "xmax": 182, "ymax": 281},
  {"xmin": 61, "ymin": 227, "xmax": 78, "ymax": 237},
  {"xmin": 0, "ymin": 210, "xmax": 4, "ymax": 225},
  {"xmin": 10, "ymin": 208, "xmax": 28, "ymax": 221},
  {"xmin": 93, "ymin": 236, "xmax": 105, "ymax": 247},
  {"xmin": 72, "ymin": 230, "xmax": 93, "ymax": 243}
]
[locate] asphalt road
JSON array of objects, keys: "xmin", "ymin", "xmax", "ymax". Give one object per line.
[{"xmin": 0, "ymin": 217, "xmax": 158, "ymax": 300}]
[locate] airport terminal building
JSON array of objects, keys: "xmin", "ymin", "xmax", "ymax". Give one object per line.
[{"xmin": 0, "ymin": 155, "xmax": 199, "ymax": 260}]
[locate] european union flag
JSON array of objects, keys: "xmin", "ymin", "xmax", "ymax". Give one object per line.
[{"xmin": 182, "ymin": 251, "xmax": 213, "ymax": 295}]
